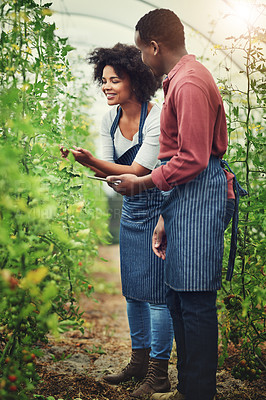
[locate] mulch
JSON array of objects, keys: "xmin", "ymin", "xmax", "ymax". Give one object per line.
[{"xmin": 32, "ymin": 245, "xmax": 266, "ymax": 400}]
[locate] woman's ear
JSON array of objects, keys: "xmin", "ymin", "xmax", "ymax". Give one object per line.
[{"xmin": 150, "ymin": 40, "xmax": 160, "ymax": 55}]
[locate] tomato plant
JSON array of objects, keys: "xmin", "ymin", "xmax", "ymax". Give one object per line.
[
  {"xmin": 215, "ymin": 13, "xmax": 266, "ymax": 378},
  {"xmin": 0, "ymin": 1, "xmax": 109, "ymax": 399}
]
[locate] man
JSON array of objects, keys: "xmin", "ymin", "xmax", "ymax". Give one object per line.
[{"xmin": 108, "ymin": 8, "xmax": 234, "ymax": 400}]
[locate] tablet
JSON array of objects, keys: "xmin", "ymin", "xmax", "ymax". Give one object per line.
[{"xmin": 87, "ymin": 175, "xmax": 121, "ymax": 186}]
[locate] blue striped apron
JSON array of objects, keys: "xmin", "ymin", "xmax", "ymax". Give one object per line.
[
  {"xmin": 161, "ymin": 155, "xmax": 227, "ymax": 291},
  {"xmin": 220, "ymin": 159, "xmax": 248, "ymax": 280},
  {"xmin": 110, "ymin": 102, "xmax": 167, "ymax": 303}
]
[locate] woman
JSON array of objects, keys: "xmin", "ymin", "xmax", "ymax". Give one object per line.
[{"xmin": 61, "ymin": 43, "xmax": 173, "ymax": 398}]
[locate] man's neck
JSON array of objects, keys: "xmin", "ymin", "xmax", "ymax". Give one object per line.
[{"xmin": 164, "ymin": 48, "xmax": 188, "ymax": 75}]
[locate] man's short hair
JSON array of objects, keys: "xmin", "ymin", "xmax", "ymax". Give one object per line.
[{"xmin": 135, "ymin": 8, "xmax": 185, "ymax": 50}]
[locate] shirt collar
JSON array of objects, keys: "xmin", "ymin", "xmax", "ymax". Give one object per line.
[
  {"xmin": 163, "ymin": 54, "xmax": 196, "ymax": 93},
  {"xmin": 168, "ymin": 54, "xmax": 196, "ymax": 80}
]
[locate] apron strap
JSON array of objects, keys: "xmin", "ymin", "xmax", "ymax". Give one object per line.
[
  {"xmin": 110, "ymin": 102, "xmax": 148, "ymax": 161},
  {"xmin": 138, "ymin": 101, "xmax": 148, "ymax": 145},
  {"xmin": 220, "ymin": 159, "xmax": 248, "ymax": 281},
  {"xmin": 110, "ymin": 106, "xmax": 122, "ymax": 140}
]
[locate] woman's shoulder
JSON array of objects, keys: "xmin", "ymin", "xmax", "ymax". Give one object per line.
[
  {"xmin": 102, "ymin": 106, "xmax": 119, "ymax": 127},
  {"xmin": 149, "ymin": 102, "xmax": 161, "ymax": 114},
  {"xmin": 144, "ymin": 102, "xmax": 161, "ymax": 127}
]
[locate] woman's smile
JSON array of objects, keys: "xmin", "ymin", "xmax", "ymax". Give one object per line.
[
  {"xmin": 102, "ymin": 65, "xmax": 134, "ymax": 106},
  {"xmin": 105, "ymin": 92, "xmax": 116, "ymax": 100}
]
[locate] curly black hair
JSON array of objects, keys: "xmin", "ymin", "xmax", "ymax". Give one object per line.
[
  {"xmin": 87, "ymin": 43, "xmax": 161, "ymax": 103},
  {"xmin": 135, "ymin": 9, "xmax": 185, "ymax": 50}
]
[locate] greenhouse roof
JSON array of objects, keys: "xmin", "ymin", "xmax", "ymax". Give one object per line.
[
  {"xmin": 47, "ymin": 0, "xmax": 266, "ymax": 147},
  {"xmin": 51, "ymin": 0, "xmax": 265, "ymax": 72}
]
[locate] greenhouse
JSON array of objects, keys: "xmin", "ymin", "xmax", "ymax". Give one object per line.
[{"xmin": 0, "ymin": 1, "xmax": 265, "ymax": 400}]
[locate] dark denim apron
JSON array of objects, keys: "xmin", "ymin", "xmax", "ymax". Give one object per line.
[
  {"xmin": 161, "ymin": 155, "xmax": 227, "ymax": 291},
  {"xmin": 110, "ymin": 102, "xmax": 166, "ymax": 303}
]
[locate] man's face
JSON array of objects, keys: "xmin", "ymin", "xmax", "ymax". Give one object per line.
[{"xmin": 134, "ymin": 30, "xmax": 164, "ymax": 77}]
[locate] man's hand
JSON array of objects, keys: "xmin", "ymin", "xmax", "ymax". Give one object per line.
[
  {"xmin": 152, "ymin": 215, "xmax": 167, "ymax": 259},
  {"xmin": 107, "ymin": 174, "xmax": 140, "ymax": 196},
  {"xmin": 107, "ymin": 174, "xmax": 154, "ymax": 196}
]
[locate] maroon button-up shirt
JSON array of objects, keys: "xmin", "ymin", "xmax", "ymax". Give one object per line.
[{"xmin": 151, "ymin": 55, "xmax": 234, "ymax": 198}]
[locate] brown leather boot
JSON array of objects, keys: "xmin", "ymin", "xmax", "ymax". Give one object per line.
[
  {"xmin": 103, "ymin": 348, "xmax": 151, "ymax": 384},
  {"xmin": 151, "ymin": 390, "xmax": 185, "ymax": 400},
  {"xmin": 152, "ymin": 390, "xmax": 216, "ymax": 399},
  {"xmin": 130, "ymin": 358, "xmax": 171, "ymax": 398}
]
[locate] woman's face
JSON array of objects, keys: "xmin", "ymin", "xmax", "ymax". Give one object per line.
[{"xmin": 101, "ymin": 65, "xmax": 135, "ymax": 106}]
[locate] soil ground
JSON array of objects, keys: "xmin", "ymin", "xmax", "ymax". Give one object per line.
[{"xmin": 34, "ymin": 245, "xmax": 265, "ymax": 400}]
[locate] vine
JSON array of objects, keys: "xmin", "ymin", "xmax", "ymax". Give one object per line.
[
  {"xmin": 0, "ymin": 1, "xmax": 109, "ymax": 399},
  {"xmin": 216, "ymin": 10, "xmax": 266, "ymax": 381}
]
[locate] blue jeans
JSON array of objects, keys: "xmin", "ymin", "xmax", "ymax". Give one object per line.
[
  {"xmin": 166, "ymin": 290, "xmax": 217, "ymax": 400},
  {"xmin": 126, "ymin": 298, "xmax": 174, "ymax": 360}
]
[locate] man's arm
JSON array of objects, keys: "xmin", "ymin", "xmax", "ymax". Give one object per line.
[{"xmin": 152, "ymin": 82, "xmax": 215, "ymax": 191}]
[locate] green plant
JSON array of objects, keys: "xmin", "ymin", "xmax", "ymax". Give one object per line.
[
  {"xmin": 215, "ymin": 9, "xmax": 266, "ymax": 379},
  {"xmin": 0, "ymin": 1, "xmax": 109, "ymax": 399},
  {"xmin": 85, "ymin": 345, "xmax": 106, "ymax": 355},
  {"xmin": 50, "ymin": 352, "xmax": 73, "ymax": 362},
  {"xmin": 33, "ymin": 396, "xmax": 64, "ymax": 400}
]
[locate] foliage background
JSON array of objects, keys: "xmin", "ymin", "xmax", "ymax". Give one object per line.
[
  {"xmin": 216, "ymin": 20, "xmax": 266, "ymax": 380},
  {"xmin": 0, "ymin": 1, "xmax": 109, "ymax": 398},
  {"xmin": 0, "ymin": 0, "xmax": 265, "ymax": 399}
]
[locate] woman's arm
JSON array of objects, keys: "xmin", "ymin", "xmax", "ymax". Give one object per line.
[
  {"xmin": 60, "ymin": 146, "xmax": 106, "ymax": 177},
  {"xmin": 82, "ymin": 163, "xmax": 107, "ymax": 178},
  {"xmin": 70, "ymin": 147, "xmax": 150, "ymax": 177},
  {"xmin": 61, "ymin": 145, "xmax": 149, "ymax": 177},
  {"xmin": 71, "ymin": 104, "xmax": 162, "ymax": 177}
]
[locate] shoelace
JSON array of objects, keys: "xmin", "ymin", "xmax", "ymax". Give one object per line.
[{"xmin": 141, "ymin": 361, "xmax": 159, "ymax": 385}]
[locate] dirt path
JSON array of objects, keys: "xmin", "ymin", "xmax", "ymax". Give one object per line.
[{"xmin": 34, "ymin": 245, "xmax": 265, "ymax": 400}]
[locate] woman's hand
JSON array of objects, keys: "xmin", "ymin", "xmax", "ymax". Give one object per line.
[
  {"xmin": 70, "ymin": 146, "xmax": 94, "ymax": 166},
  {"xmin": 152, "ymin": 215, "xmax": 167, "ymax": 259},
  {"xmin": 60, "ymin": 146, "xmax": 92, "ymax": 168},
  {"xmin": 60, "ymin": 146, "xmax": 70, "ymax": 159}
]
